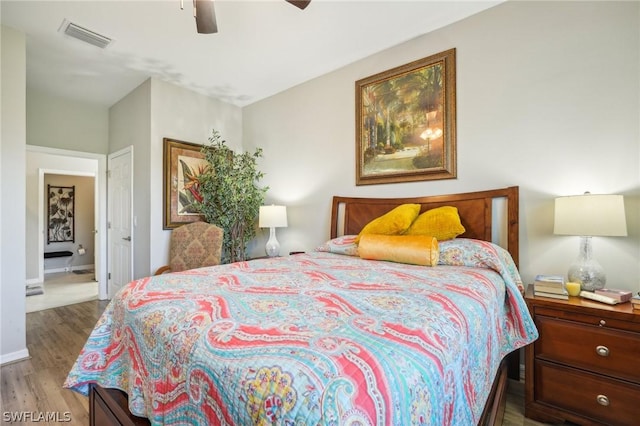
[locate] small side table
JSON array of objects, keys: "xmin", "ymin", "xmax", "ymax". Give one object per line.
[{"xmin": 524, "ymin": 285, "xmax": 640, "ymax": 425}]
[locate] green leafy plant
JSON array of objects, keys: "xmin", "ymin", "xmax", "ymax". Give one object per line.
[{"xmin": 196, "ymin": 130, "xmax": 268, "ymax": 263}]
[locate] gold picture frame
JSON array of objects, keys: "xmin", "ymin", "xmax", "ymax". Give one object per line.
[
  {"xmin": 163, "ymin": 138, "xmax": 209, "ymax": 229},
  {"xmin": 355, "ymin": 48, "xmax": 457, "ymax": 185}
]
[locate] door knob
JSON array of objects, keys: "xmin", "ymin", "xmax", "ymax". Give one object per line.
[{"xmin": 122, "ymin": 236, "xmax": 131, "ymax": 241}]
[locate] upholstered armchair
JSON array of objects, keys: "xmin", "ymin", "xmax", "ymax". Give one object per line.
[{"xmin": 155, "ymin": 222, "xmax": 223, "ymax": 275}]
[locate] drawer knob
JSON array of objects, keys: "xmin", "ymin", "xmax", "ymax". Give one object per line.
[
  {"xmin": 596, "ymin": 394, "xmax": 610, "ymax": 406},
  {"xmin": 599, "ymin": 319, "xmax": 606, "ymax": 327},
  {"xmin": 596, "ymin": 345, "xmax": 610, "ymax": 357}
]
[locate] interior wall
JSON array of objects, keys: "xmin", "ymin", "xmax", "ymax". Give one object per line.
[
  {"xmin": 27, "ymin": 88, "xmax": 109, "ymax": 154},
  {"xmin": 24, "ymin": 85, "xmax": 109, "ymax": 280},
  {"xmin": 43, "ymin": 174, "xmax": 95, "ymax": 272},
  {"xmin": 1, "ymin": 25, "xmax": 28, "ymax": 363},
  {"xmin": 242, "ymin": 1, "xmax": 640, "ymax": 291},
  {"xmin": 149, "ymin": 78, "xmax": 242, "ymax": 274},
  {"xmin": 109, "ymin": 79, "xmax": 151, "ymax": 280},
  {"xmin": 109, "ymin": 78, "xmax": 242, "ymax": 278}
]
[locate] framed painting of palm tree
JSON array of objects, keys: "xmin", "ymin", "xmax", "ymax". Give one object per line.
[
  {"xmin": 47, "ymin": 185, "xmax": 75, "ymax": 243},
  {"xmin": 163, "ymin": 138, "xmax": 209, "ymax": 229},
  {"xmin": 356, "ymin": 48, "xmax": 456, "ymax": 185}
]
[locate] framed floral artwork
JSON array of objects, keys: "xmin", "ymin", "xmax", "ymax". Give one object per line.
[
  {"xmin": 47, "ymin": 185, "xmax": 75, "ymax": 243},
  {"xmin": 163, "ymin": 138, "xmax": 209, "ymax": 229},
  {"xmin": 356, "ymin": 48, "xmax": 457, "ymax": 185}
]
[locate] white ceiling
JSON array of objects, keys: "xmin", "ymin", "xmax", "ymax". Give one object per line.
[{"xmin": 1, "ymin": 0, "xmax": 501, "ymax": 107}]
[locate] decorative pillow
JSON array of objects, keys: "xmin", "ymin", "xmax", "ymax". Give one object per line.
[
  {"xmin": 404, "ymin": 206, "xmax": 465, "ymax": 241},
  {"xmin": 358, "ymin": 234, "xmax": 439, "ymax": 266},
  {"xmin": 315, "ymin": 235, "xmax": 359, "ymax": 256},
  {"xmin": 356, "ymin": 203, "xmax": 421, "ymax": 243}
]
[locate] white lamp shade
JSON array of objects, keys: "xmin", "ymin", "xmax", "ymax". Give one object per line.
[
  {"xmin": 554, "ymin": 194, "xmax": 627, "ymax": 237},
  {"xmin": 259, "ymin": 205, "xmax": 288, "ymax": 228}
]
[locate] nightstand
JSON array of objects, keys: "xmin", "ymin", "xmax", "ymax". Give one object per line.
[{"xmin": 524, "ymin": 285, "xmax": 640, "ymax": 425}]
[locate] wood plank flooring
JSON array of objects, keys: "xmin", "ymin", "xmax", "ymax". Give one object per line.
[
  {"xmin": 1, "ymin": 300, "xmax": 108, "ymax": 425},
  {"xmin": 1, "ymin": 300, "xmax": 558, "ymax": 425}
]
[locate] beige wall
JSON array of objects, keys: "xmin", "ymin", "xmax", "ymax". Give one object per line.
[
  {"xmin": 24, "ymin": 85, "xmax": 108, "ymax": 281},
  {"xmin": 43, "ymin": 174, "xmax": 95, "ymax": 272},
  {"xmin": 1, "ymin": 25, "xmax": 28, "ymax": 363},
  {"xmin": 243, "ymin": 1, "xmax": 640, "ymax": 291},
  {"xmin": 27, "ymin": 88, "xmax": 109, "ymax": 154},
  {"xmin": 149, "ymin": 78, "xmax": 242, "ymax": 274},
  {"xmin": 109, "ymin": 79, "xmax": 152, "ymax": 279}
]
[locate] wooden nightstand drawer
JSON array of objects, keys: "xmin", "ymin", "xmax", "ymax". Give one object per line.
[
  {"xmin": 535, "ymin": 315, "xmax": 640, "ymax": 382},
  {"xmin": 536, "ymin": 360, "xmax": 639, "ymax": 425},
  {"xmin": 525, "ymin": 286, "xmax": 640, "ymax": 425},
  {"xmin": 534, "ymin": 306, "xmax": 640, "ymax": 333}
]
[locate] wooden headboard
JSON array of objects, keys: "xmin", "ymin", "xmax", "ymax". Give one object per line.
[{"xmin": 330, "ymin": 186, "xmax": 519, "ymax": 267}]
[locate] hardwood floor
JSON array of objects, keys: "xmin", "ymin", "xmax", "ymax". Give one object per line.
[
  {"xmin": 1, "ymin": 300, "xmax": 108, "ymax": 425},
  {"xmin": 2, "ymin": 300, "xmax": 558, "ymax": 425}
]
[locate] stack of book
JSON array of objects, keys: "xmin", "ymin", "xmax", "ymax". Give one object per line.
[
  {"xmin": 533, "ymin": 274, "xmax": 568, "ymax": 300},
  {"xmin": 631, "ymin": 295, "xmax": 640, "ymax": 310}
]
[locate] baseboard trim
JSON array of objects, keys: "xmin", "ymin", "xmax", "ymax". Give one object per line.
[
  {"xmin": 44, "ymin": 267, "xmax": 69, "ymax": 274},
  {"xmin": 0, "ymin": 348, "xmax": 30, "ymax": 366},
  {"xmin": 44, "ymin": 264, "xmax": 95, "ymax": 274},
  {"xmin": 26, "ymin": 277, "xmax": 41, "ymax": 285}
]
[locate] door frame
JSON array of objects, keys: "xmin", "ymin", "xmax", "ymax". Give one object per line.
[{"xmin": 28, "ymin": 145, "xmax": 108, "ymax": 299}]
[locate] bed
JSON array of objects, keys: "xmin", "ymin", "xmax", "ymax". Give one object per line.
[{"xmin": 64, "ymin": 186, "xmax": 538, "ymax": 425}]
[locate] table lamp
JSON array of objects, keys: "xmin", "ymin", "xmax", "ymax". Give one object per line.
[
  {"xmin": 553, "ymin": 192, "xmax": 627, "ymax": 291},
  {"xmin": 259, "ymin": 205, "xmax": 288, "ymax": 257}
]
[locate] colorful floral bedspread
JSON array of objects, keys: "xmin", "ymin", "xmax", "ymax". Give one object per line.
[{"xmin": 65, "ymin": 239, "xmax": 537, "ymax": 425}]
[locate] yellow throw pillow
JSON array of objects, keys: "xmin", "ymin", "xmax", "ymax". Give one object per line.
[
  {"xmin": 404, "ymin": 206, "xmax": 465, "ymax": 240},
  {"xmin": 356, "ymin": 204, "xmax": 421, "ymax": 243},
  {"xmin": 358, "ymin": 234, "xmax": 439, "ymax": 266}
]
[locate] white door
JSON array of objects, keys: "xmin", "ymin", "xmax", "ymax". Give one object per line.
[{"xmin": 108, "ymin": 147, "xmax": 133, "ymax": 298}]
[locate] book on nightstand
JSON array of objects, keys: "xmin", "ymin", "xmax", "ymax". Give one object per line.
[
  {"xmin": 534, "ymin": 274, "xmax": 565, "ymax": 287},
  {"xmin": 534, "ymin": 290, "xmax": 569, "ymax": 300},
  {"xmin": 533, "ymin": 274, "xmax": 568, "ymax": 299},
  {"xmin": 631, "ymin": 296, "xmax": 640, "ymax": 310},
  {"xmin": 534, "ymin": 285, "xmax": 568, "ymax": 295},
  {"xmin": 594, "ymin": 288, "xmax": 632, "ymax": 303}
]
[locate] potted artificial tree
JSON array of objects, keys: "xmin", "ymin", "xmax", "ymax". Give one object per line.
[{"xmin": 196, "ymin": 130, "xmax": 268, "ymax": 263}]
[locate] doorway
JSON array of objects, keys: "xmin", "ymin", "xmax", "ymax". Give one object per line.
[
  {"xmin": 27, "ymin": 172, "xmax": 98, "ymax": 312},
  {"xmin": 25, "ymin": 145, "xmax": 108, "ymax": 301}
]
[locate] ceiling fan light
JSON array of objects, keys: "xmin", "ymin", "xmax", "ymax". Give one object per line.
[
  {"xmin": 194, "ymin": 0, "xmax": 218, "ymax": 34},
  {"xmin": 286, "ymin": 0, "xmax": 311, "ymax": 10}
]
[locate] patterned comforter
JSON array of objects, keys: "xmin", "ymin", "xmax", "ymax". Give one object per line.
[{"xmin": 65, "ymin": 239, "xmax": 538, "ymax": 425}]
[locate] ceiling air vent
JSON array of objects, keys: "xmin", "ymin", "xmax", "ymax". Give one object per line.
[{"xmin": 60, "ymin": 20, "xmax": 112, "ymax": 49}]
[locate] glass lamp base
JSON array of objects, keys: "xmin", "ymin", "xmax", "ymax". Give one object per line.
[
  {"xmin": 568, "ymin": 237, "xmax": 606, "ymax": 291},
  {"xmin": 265, "ymin": 227, "xmax": 280, "ymax": 257}
]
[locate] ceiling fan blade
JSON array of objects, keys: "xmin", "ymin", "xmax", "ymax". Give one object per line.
[
  {"xmin": 286, "ymin": 0, "xmax": 311, "ymax": 10},
  {"xmin": 194, "ymin": 0, "xmax": 218, "ymax": 34}
]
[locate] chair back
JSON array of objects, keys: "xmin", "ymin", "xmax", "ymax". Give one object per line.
[{"xmin": 169, "ymin": 222, "xmax": 223, "ymax": 272}]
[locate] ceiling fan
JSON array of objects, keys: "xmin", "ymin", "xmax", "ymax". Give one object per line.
[{"xmin": 187, "ymin": 0, "xmax": 311, "ymax": 34}]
